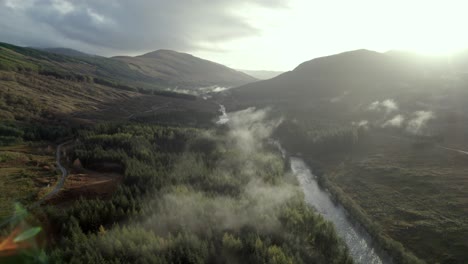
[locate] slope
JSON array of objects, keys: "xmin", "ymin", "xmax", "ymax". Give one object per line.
[
  {"xmin": 113, "ymin": 49, "xmax": 257, "ymax": 89},
  {"xmin": 1, "ymin": 42, "xmax": 256, "ymax": 93}
]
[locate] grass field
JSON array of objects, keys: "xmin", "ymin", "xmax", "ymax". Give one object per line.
[
  {"xmin": 321, "ymin": 132, "xmax": 468, "ymax": 263},
  {"xmin": 0, "ymin": 144, "xmax": 58, "ymax": 219}
]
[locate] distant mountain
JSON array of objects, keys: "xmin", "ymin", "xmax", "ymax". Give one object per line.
[
  {"xmin": 0, "ymin": 42, "xmax": 256, "ymax": 92},
  {"xmin": 113, "ymin": 50, "xmax": 257, "ymax": 89},
  {"xmin": 238, "ymin": 69, "xmax": 284, "ymax": 80},
  {"xmin": 41, "ymin": 47, "xmax": 94, "ymax": 57},
  {"xmin": 225, "ymin": 49, "xmax": 468, "ymax": 114}
]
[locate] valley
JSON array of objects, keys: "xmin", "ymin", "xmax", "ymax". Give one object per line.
[{"xmin": 1, "ymin": 42, "xmax": 468, "ymax": 264}]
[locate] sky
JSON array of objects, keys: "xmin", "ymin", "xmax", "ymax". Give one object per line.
[{"xmin": 1, "ymin": 0, "xmax": 468, "ymax": 71}]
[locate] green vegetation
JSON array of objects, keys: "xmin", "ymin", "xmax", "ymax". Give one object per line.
[
  {"xmin": 0, "ymin": 42, "xmax": 255, "ymax": 93},
  {"xmin": 0, "ymin": 42, "xmax": 163, "ymax": 91},
  {"xmin": 0, "ymin": 145, "xmax": 57, "ymax": 219},
  {"xmin": 322, "ymin": 133, "xmax": 468, "ymax": 264},
  {"xmin": 40, "ymin": 121, "xmax": 352, "ymax": 263},
  {"xmin": 274, "ymin": 113, "xmax": 468, "ymax": 263}
]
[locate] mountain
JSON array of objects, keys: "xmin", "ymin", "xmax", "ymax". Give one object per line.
[
  {"xmin": 0, "ymin": 42, "xmax": 256, "ymax": 93},
  {"xmin": 225, "ymin": 49, "xmax": 468, "ymax": 114},
  {"xmin": 238, "ymin": 69, "xmax": 284, "ymax": 80},
  {"xmin": 40, "ymin": 47, "xmax": 94, "ymax": 57},
  {"xmin": 113, "ymin": 50, "xmax": 257, "ymax": 89},
  {"xmin": 0, "ymin": 42, "xmax": 218, "ymax": 125}
]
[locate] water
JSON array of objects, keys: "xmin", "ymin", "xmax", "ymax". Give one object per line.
[{"xmin": 290, "ymin": 157, "xmax": 389, "ymax": 264}]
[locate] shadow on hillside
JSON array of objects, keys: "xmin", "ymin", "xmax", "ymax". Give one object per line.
[{"xmin": 66, "ymin": 93, "xmax": 219, "ymax": 126}]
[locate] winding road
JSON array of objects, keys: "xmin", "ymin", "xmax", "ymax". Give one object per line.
[{"xmin": 29, "ymin": 142, "xmax": 69, "ymax": 209}]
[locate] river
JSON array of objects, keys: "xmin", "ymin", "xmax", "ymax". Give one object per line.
[{"xmin": 290, "ymin": 157, "xmax": 389, "ymax": 264}]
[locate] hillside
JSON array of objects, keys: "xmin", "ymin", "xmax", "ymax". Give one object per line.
[
  {"xmin": 113, "ymin": 49, "xmax": 257, "ymax": 89},
  {"xmin": 40, "ymin": 48, "xmax": 94, "ymax": 57},
  {"xmin": 0, "ymin": 42, "xmax": 256, "ymax": 93},
  {"xmin": 0, "ymin": 42, "xmax": 220, "ymax": 145},
  {"xmin": 227, "ymin": 49, "xmax": 468, "ymax": 109},
  {"xmin": 223, "ymin": 49, "xmax": 468, "ymax": 263}
]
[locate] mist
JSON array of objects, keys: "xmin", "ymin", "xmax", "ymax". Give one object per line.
[
  {"xmin": 132, "ymin": 107, "xmax": 299, "ymax": 237},
  {"xmin": 406, "ymin": 111, "xmax": 435, "ymax": 135},
  {"xmin": 382, "ymin": 114, "xmax": 405, "ymax": 128},
  {"xmin": 368, "ymin": 99, "xmax": 398, "ymax": 114}
]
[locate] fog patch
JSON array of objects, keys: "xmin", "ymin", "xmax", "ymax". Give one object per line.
[
  {"xmin": 216, "ymin": 104, "xmax": 229, "ymax": 124},
  {"xmin": 166, "ymin": 85, "xmax": 231, "ymax": 96},
  {"xmin": 226, "ymin": 107, "xmax": 283, "ymax": 155},
  {"xmin": 406, "ymin": 111, "xmax": 435, "ymax": 135},
  {"xmin": 382, "ymin": 114, "xmax": 405, "ymax": 128},
  {"xmin": 368, "ymin": 99, "xmax": 398, "ymax": 114},
  {"xmin": 198, "ymin": 85, "xmax": 231, "ymax": 94},
  {"xmin": 330, "ymin": 91, "xmax": 349, "ymax": 103},
  {"xmin": 139, "ymin": 107, "xmax": 295, "ymax": 237},
  {"xmin": 352, "ymin": 120, "xmax": 369, "ymax": 129},
  {"xmin": 149, "ymin": 180, "xmax": 298, "ymax": 234}
]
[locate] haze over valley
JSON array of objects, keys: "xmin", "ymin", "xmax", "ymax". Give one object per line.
[{"xmin": 1, "ymin": 1, "xmax": 468, "ymax": 264}]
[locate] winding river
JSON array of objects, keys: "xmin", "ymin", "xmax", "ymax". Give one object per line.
[{"xmin": 290, "ymin": 158, "xmax": 388, "ymax": 264}]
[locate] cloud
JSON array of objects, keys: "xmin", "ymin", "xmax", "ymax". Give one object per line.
[
  {"xmin": 329, "ymin": 91, "xmax": 349, "ymax": 103},
  {"xmin": 368, "ymin": 101, "xmax": 380, "ymax": 111},
  {"xmin": 381, "ymin": 99, "xmax": 398, "ymax": 113},
  {"xmin": 406, "ymin": 111, "xmax": 435, "ymax": 135},
  {"xmin": 368, "ymin": 99, "xmax": 398, "ymax": 114},
  {"xmin": 382, "ymin": 114, "xmax": 405, "ymax": 128},
  {"xmin": 226, "ymin": 107, "xmax": 282, "ymax": 155},
  {"xmin": 147, "ymin": 180, "xmax": 297, "ymax": 234},
  {"xmin": 352, "ymin": 120, "xmax": 369, "ymax": 129},
  {"xmin": 0, "ymin": 0, "xmax": 287, "ymax": 56}
]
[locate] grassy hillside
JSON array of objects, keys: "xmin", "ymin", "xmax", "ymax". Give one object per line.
[
  {"xmin": 40, "ymin": 48, "xmax": 93, "ymax": 58},
  {"xmin": 0, "ymin": 144, "xmax": 58, "ymax": 218},
  {"xmin": 0, "ymin": 42, "xmax": 167, "ymax": 91},
  {"xmin": 0, "ymin": 42, "xmax": 222, "ymax": 136},
  {"xmin": 1, "ymin": 42, "xmax": 257, "ymax": 93},
  {"xmin": 113, "ymin": 49, "xmax": 257, "ymax": 89}
]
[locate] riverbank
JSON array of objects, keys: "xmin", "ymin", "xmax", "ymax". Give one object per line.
[
  {"xmin": 290, "ymin": 157, "xmax": 387, "ymax": 264},
  {"xmin": 302, "ymin": 156, "xmax": 424, "ymax": 264}
]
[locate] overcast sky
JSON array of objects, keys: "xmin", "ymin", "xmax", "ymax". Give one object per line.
[{"xmin": 1, "ymin": 0, "xmax": 467, "ymax": 71}]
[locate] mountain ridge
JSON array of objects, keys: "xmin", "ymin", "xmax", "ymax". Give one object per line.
[
  {"xmin": 0, "ymin": 42, "xmax": 256, "ymax": 92},
  {"xmin": 113, "ymin": 49, "xmax": 256, "ymax": 89}
]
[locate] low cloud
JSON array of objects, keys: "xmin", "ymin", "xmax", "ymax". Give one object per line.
[
  {"xmin": 226, "ymin": 107, "xmax": 282, "ymax": 155},
  {"xmin": 138, "ymin": 107, "xmax": 294, "ymax": 236},
  {"xmin": 352, "ymin": 120, "xmax": 369, "ymax": 129},
  {"xmin": 329, "ymin": 91, "xmax": 349, "ymax": 103},
  {"xmin": 382, "ymin": 114, "xmax": 405, "ymax": 128},
  {"xmin": 368, "ymin": 99, "xmax": 398, "ymax": 114},
  {"xmin": 406, "ymin": 111, "xmax": 435, "ymax": 135},
  {"xmin": 147, "ymin": 180, "xmax": 298, "ymax": 234}
]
